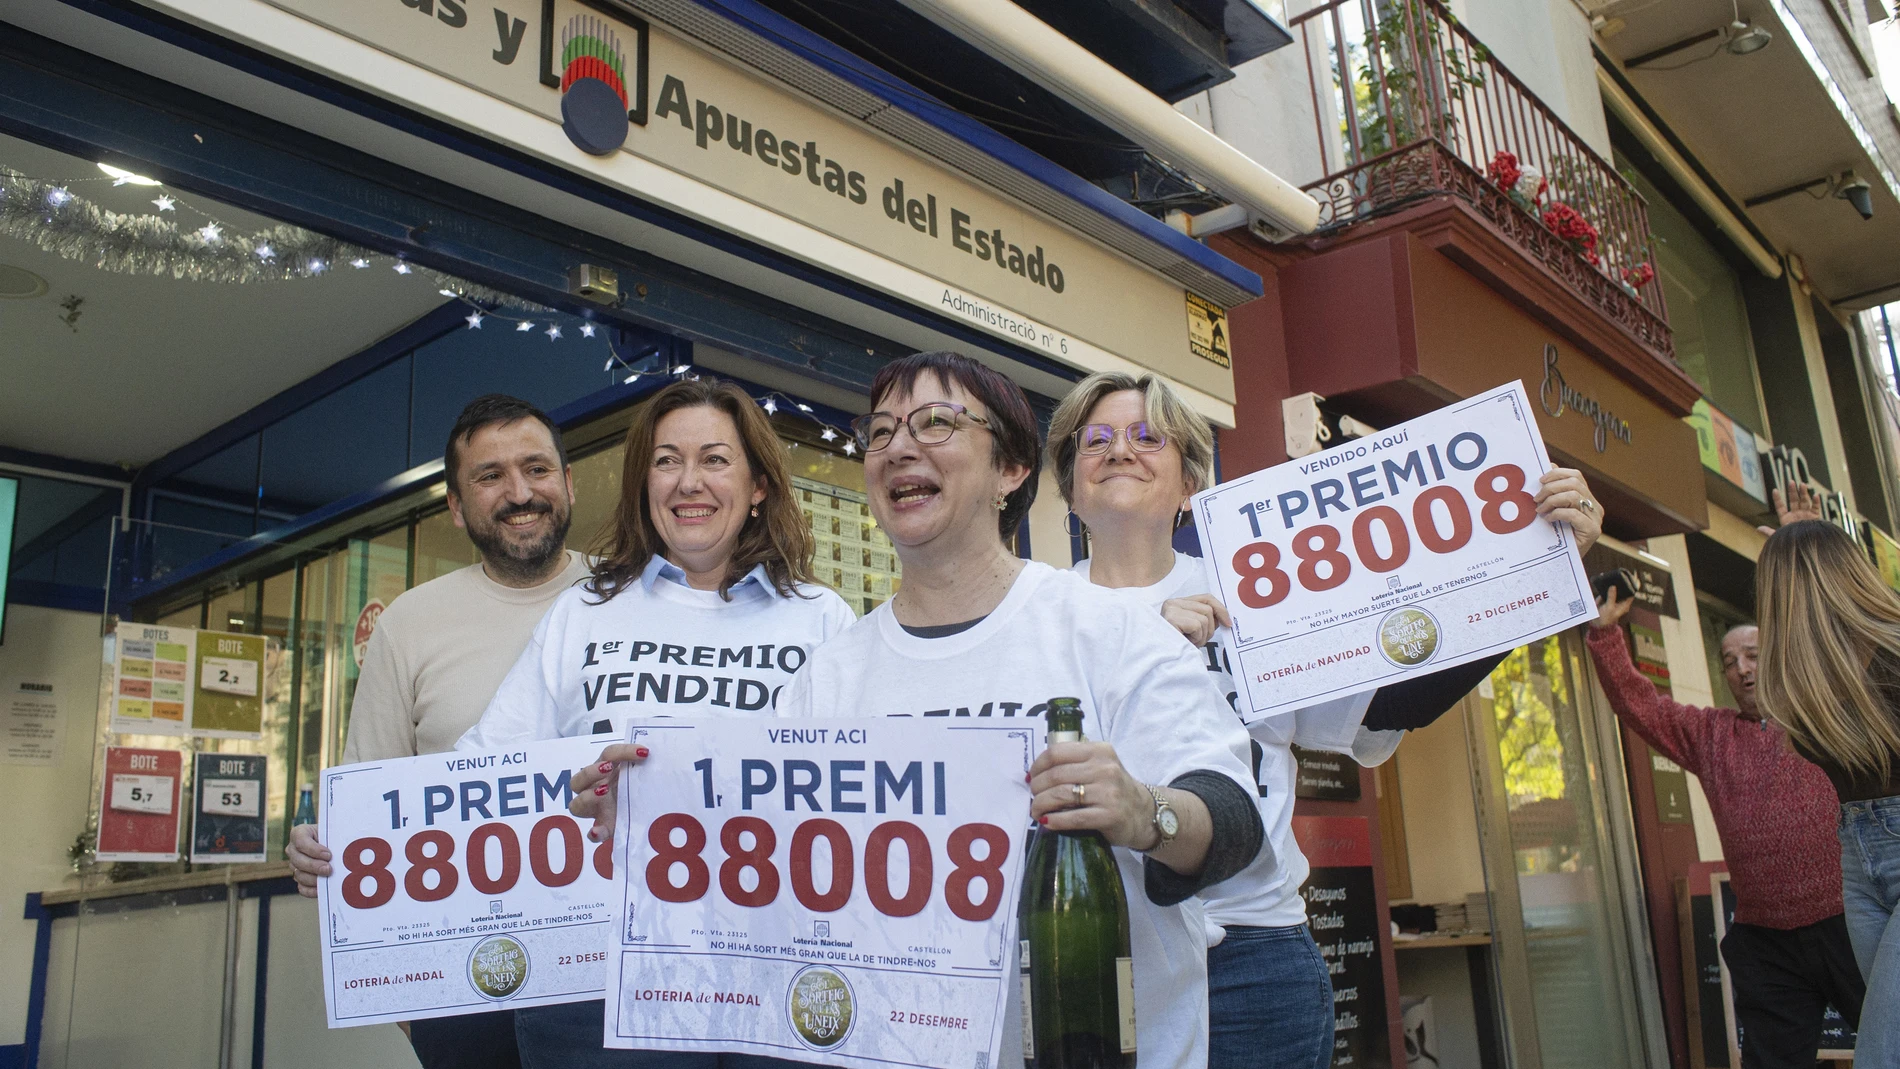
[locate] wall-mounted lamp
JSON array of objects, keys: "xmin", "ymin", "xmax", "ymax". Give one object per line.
[{"xmin": 1743, "ymin": 169, "xmax": 1874, "ymax": 221}]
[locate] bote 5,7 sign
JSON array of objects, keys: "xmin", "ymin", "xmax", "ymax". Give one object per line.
[{"xmin": 1194, "ymin": 380, "xmax": 1594, "ymax": 720}]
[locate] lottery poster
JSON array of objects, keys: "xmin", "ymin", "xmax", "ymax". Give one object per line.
[
  {"xmin": 604, "ymin": 717, "xmax": 1035, "ymax": 1069},
  {"xmin": 111, "ymin": 623, "xmax": 195, "ymax": 735},
  {"xmin": 796, "ymin": 476, "xmax": 901, "ymax": 616},
  {"xmin": 97, "ymin": 745, "xmax": 184, "ymax": 862},
  {"xmin": 191, "ymin": 752, "xmax": 269, "ymax": 863},
  {"xmin": 1193, "ymin": 380, "xmax": 1595, "ymax": 720},
  {"xmin": 317, "ymin": 735, "xmax": 618, "ymax": 1027},
  {"xmin": 192, "ymin": 629, "xmax": 266, "ymax": 739}
]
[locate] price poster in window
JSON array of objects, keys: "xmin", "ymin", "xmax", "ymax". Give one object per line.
[
  {"xmin": 193, "ymin": 630, "xmax": 266, "ymax": 739},
  {"xmin": 317, "ymin": 734, "xmax": 619, "ymax": 1028},
  {"xmin": 97, "ymin": 746, "xmax": 183, "ymax": 862},
  {"xmin": 604, "ymin": 718, "xmax": 1034, "ymax": 1069},
  {"xmin": 111, "ymin": 623, "xmax": 196, "ymax": 735},
  {"xmin": 1193, "ymin": 380, "xmax": 1594, "ymax": 721},
  {"xmin": 191, "ymin": 752, "xmax": 268, "ymax": 863}
]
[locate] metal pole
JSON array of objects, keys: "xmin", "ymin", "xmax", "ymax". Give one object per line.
[
  {"xmin": 219, "ymin": 874, "xmax": 242, "ymax": 1069},
  {"xmin": 1881, "ymin": 305, "xmax": 1899, "ymax": 395}
]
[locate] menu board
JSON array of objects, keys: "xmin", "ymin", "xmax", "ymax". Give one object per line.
[
  {"xmin": 1295, "ymin": 816, "xmax": 1389, "ymax": 1069},
  {"xmin": 110, "ymin": 623, "xmax": 266, "ymax": 738},
  {"xmin": 1292, "ymin": 746, "xmax": 1363, "ymax": 801},
  {"xmin": 796, "ymin": 476, "xmax": 901, "ymax": 615}
]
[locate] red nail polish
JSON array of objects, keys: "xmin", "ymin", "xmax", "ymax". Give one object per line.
[
  {"xmin": 599, "ymin": 762, "xmax": 612, "ymax": 773},
  {"xmin": 1038, "ymin": 815, "xmax": 1048, "ymax": 826},
  {"xmin": 1024, "ymin": 772, "xmax": 1031, "ymax": 783},
  {"xmin": 595, "ymin": 783, "xmax": 608, "ymax": 795},
  {"xmin": 635, "ymin": 747, "xmax": 650, "ymax": 759}
]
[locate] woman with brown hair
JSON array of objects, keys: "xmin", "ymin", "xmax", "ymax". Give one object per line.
[
  {"xmin": 462, "ymin": 376, "xmax": 856, "ymax": 1067},
  {"xmin": 1756, "ymin": 519, "xmax": 1900, "ymax": 1067}
]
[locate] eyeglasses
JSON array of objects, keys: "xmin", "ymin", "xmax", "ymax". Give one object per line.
[
  {"xmin": 851, "ymin": 403, "xmax": 992, "ymax": 453},
  {"xmin": 1075, "ymin": 422, "xmax": 1167, "ymax": 456}
]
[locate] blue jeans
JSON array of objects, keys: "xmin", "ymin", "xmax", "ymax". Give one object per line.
[
  {"xmin": 1207, "ymin": 924, "xmax": 1335, "ymax": 1069},
  {"xmin": 1841, "ymin": 797, "xmax": 1900, "ymax": 1069},
  {"xmin": 516, "ymin": 1000, "xmax": 812, "ymax": 1069}
]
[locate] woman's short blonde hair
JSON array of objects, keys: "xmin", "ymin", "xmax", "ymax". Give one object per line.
[{"xmin": 1046, "ymin": 371, "xmax": 1215, "ymax": 507}]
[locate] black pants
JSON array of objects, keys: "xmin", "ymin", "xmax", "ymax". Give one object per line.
[
  {"xmin": 1719, "ymin": 914, "xmax": 1865, "ymax": 1069},
  {"xmin": 408, "ymin": 1009, "xmax": 522, "ymax": 1069}
]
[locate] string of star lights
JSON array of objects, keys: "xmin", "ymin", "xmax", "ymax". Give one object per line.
[
  {"xmin": 755, "ymin": 391, "xmax": 858, "ymax": 455},
  {"xmin": 0, "ymin": 163, "xmax": 539, "ymax": 310}
]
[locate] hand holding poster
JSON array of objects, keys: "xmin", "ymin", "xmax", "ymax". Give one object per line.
[
  {"xmin": 1193, "ymin": 381, "xmax": 1595, "ymax": 720},
  {"xmin": 606, "ymin": 718, "xmax": 1035, "ymax": 1069},
  {"xmin": 317, "ymin": 735, "xmax": 617, "ymax": 1028}
]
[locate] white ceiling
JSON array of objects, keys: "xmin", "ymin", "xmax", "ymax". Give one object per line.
[
  {"xmin": 0, "ymin": 131, "xmax": 449, "ymax": 469},
  {"xmin": 1602, "ymin": 0, "xmax": 1900, "ymax": 304}
]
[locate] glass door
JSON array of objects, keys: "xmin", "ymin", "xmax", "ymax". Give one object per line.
[{"xmin": 1466, "ymin": 632, "xmax": 1659, "ymax": 1069}]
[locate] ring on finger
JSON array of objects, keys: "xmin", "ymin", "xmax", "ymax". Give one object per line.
[
  {"xmin": 1071, "ymin": 782, "xmax": 1086, "ymax": 804},
  {"xmin": 1581, "ymin": 498, "xmax": 1597, "ymax": 513}
]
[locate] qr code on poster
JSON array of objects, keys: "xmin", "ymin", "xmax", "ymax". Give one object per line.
[{"xmin": 1568, "ymin": 599, "xmax": 1586, "ymax": 616}]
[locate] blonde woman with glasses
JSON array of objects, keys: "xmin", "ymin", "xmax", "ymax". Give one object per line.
[
  {"xmin": 1046, "ymin": 370, "xmax": 1603, "ymax": 1069},
  {"xmin": 1757, "ymin": 519, "xmax": 1900, "ymax": 1067}
]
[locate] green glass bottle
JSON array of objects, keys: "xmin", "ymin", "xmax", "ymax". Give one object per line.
[
  {"xmin": 1018, "ymin": 698, "xmax": 1135, "ymax": 1069},
  {"xmin": 293, "ymin": 784, "xmax": 316, "ymax": 827}
]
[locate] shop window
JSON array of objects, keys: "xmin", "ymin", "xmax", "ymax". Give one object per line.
[
  {"xmin": 567, "ymin": 442, "xmax": 627, "ymax": 557},
  {"xmin": 1618, "ymin": 158, "xmax": 1766, "ymax": 433},
  {"xmin": 1697, "ymin": 595, "xmax": 1751, "ymax": 712},
  {"xmin": 148, "ymin": 434, "xmax": 261, "ymax": 577},
  {"xmin": 414, "ymin": 505, "xmax": 482, "ymax": 584},
  {"xmin": 7, "ymin": 473, "xmax": 118, "ymax": 596},
  {"xmin": 408, "ymin": 315, "xmax": 620, "ymax": 468},
  {"xmin": 260, "ymin": 359, "xmax": 412, "ymax": 518}
]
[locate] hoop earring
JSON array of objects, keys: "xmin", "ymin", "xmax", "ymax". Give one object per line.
[
  {"xmin": 1065, "ymin": 510, "xmax": 1084, "ymax": 537},
  {"xmin": 1174, "ymin": 507, "xmax": 1190, "ymax": 532}
]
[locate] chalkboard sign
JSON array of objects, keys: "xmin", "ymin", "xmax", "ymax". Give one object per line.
[
  {"xmin": 1293, "ymin": 745, "xmax": 1362, "ymax": 801},
  {"xmin": 1296, "ymin": 816, "xmax": 1388, "ymax": 1069}
]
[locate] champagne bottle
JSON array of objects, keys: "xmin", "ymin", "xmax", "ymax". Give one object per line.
[{"xmin": 1018, "ymin": 698, "xmax": 1135, "ymax": 1069}]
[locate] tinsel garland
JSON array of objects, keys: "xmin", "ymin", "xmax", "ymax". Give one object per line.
[{"xmin": 0, "ymin": 167, "xmax": 546, "ymax": 312}]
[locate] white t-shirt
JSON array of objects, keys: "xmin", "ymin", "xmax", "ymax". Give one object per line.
[
  {"xmin": 460, "ymin": 556, "xmax": 857, "ymax": 748},
  {"xmin": 779, "ymin": 561, "xmax": 1254, "ymax": 1069},
  {"xmin": 1073, "ymin": 553, "xmax": 1398, "ymax": 932}
]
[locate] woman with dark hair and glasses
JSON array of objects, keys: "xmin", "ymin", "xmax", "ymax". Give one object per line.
[
  {"xmin": 465, "ymin": 377, "xmax": 856, "ymax": 1068},
  {"xmin": 779, "ymin": 350, "xmax": 1262, "ymax": 1069},
  {"xmin": 1045, "ymin": 370, "xmax": 1604, "ymax": 1069}
]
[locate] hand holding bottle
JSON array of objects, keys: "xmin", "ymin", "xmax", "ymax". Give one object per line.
[{"xmin": 1028, "ymin": 741, "xmax": 1154, "ymax": 847}]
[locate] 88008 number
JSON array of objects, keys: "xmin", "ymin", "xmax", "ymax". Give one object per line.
[
  {"xmin": 645, "ymin": 814, "xmax": 1011, "ymax": 922},
  {"xmin": 339, "ymin": 814, "xmax": 612, "ymax": 908},
  {"xmin": 1232, "ymin": 463, "xmax": 1539, "ymax": 609}
]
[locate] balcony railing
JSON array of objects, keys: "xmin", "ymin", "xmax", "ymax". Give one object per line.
[{"xmin": 1288, "ymin": 0, "xmax": 1672, "ymax": 359}]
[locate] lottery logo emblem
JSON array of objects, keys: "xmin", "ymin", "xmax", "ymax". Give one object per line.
[
  {"xmin": 787, "ymin": 965, "xmax": 855, "ymax": 1051},
  {"xmin": 1377, "ymin": 607, "xmax": 1440, "ymax": 668},
  {"xmin": 468, "ymin": 935, "xmax": 530, "ymax": 1001},
  {"xmin": 559, "ymin": 15, "xmax": 631, "ymax": 155}
]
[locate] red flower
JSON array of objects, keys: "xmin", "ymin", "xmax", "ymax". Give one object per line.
[
  {"xmin": 1487, "ymin": 151, "xmax": 1521, "ymax": 192},
  {"xmin": 1622, "ymin": 263, "xmax": 1656, "ymax": 288},
  {"xmin": 1541, "ymin": 203, "xmax": 1600, "ymax": 262}
]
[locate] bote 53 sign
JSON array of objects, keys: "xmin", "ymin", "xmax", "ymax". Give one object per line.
[{"xmin": 1195, "ymin": 381, "xmax": 1595, "ymax": 720}]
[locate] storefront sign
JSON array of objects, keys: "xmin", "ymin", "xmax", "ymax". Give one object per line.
[
  {"xmin": 97, "ymin": 746, "xmax": 183, "ymax": 862},
  {"xmin": 228, "ymin": 0, "xmax": 1237, "ymax": 416},
  {"xmin": 2, "ymin": 679, "xmax": 60, "ymax": 766},
  {"xmin": 604, "ymin": 718, "xmax": 1033, "ymax": 1069},
  {"xmin": 191, "ymin": 752, "xmax": 269, "ymax": 863},
  {"xmin": 1193, "ymin": 381, "xmax": 1595, "ymax": 721},
  {"xmin": 317, "ymin": 735, "xmax": 619, "ymax": 1028},
  {"xmin": 1687, "ymin": 400, "xmax": 1768, "ymax": 504},
  {"xmin": 1582, "ymin": 542, "xmax": 1678, "ymax": 619},
  {"xmin": 1538, "ymin": 345, "xmax": 1630, "ymax": 452},
  {"xmin": 1294, "ymin": 816, "xmax": 1388, "ymax": 1069}
]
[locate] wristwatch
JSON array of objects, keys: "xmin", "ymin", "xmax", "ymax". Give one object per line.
[{"xmin": 1146, "ymin": 786, "xmax": 1179, "ymax": 851}]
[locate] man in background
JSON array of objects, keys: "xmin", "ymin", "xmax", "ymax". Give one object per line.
[{"xmin": 285, "ymin": 394, "xmax": 589, "ymax": 1069}]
